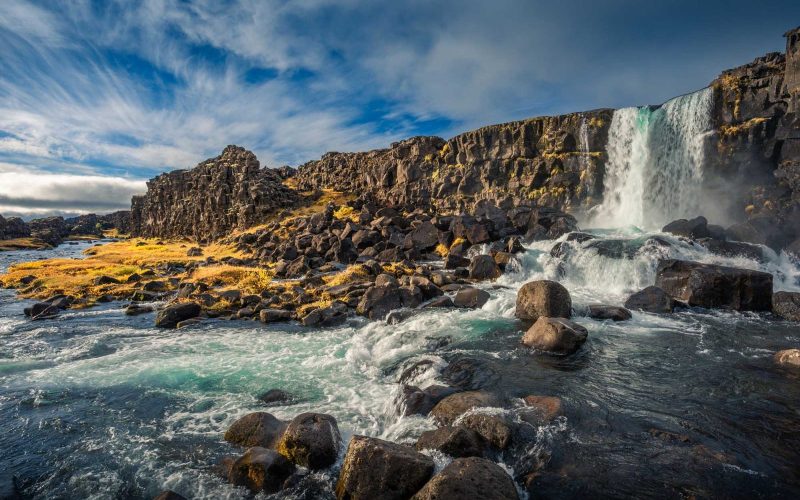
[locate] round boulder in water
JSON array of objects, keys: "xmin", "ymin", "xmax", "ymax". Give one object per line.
[
  {"xmin": 624, "ymin": 286, "xmax": 675, "ymax": 314},
  {"xmin": 224, "ymin": 412, "xmax": 287, "ymax": 448},
  {"xmin": 228, "ymin": 447, "xmax": 295, "ymax": 494},
  {"xmin": 430, "ymin": 390, "xmax": 503, "ymax": 426},
  {"xmin": 154, "ymin": 302, "xmax": 201, "ymax": 328},
  {"xmin": 469, "ymin": 254, "xmax": 502, "ymax": 281},
  {"xmin": 515, "ymin": 280, "xmax": 572, "ymax": 321},
  {"xmin": 416, "ymin": 426, "xmax": 487, "ymax": 458},
  {"xmin": 277, "ymin": 412, "xmax": 341, "ymax": 469},
  {"xmin": 773, "ymin": 291, "xmax": 800, "ymax": 321},
  {"xmin": 411, "ymin": 457, "xmax": 520, "ymax": 500},
  {"xmin": 587, "ymin": 304, "xmax": 632, "ymax": 321},
  {"xmin": 335, "ymin": 435, "xmax": 434, "ymax": 500},
  {"xmin": 522, "ymin": 317, "xmax": 588, "ymax": 355},
  {"xmin": 774, "ymin": 349, "xmax": 800, "ymax": 369}
]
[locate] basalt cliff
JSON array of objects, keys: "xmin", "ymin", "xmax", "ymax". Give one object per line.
[{"xmin": 126, "ymin": 28, "xmax": 800, "ymax": 255}]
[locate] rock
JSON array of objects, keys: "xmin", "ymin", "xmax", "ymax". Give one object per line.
[
  {"xmin": 186, "ymin": 247, "xmax": 203, "ymax": 257},
  {"xmin": 176, "ymin": 318, "xmax": 203, "ymax": 328},
  {"xmin": 773, "ymin": 291, "xmax": 800, "ymax": 320},
  {"xmin": 468, "ymin": 255, "xmax": 501, "ymax": 281},
  {"xmin": 258, "ymin": 389, "xmax": 294, "ymax": 406},
  {"xmin": 224, "ymin": 412, "xmax": 287, "ymax": 448},
  {"xmin": 411, "ymin": 457, "xmax": 519, "ymax": 500},
  {"xmin": 154, "ymin": 302, "xmax": 201, "ymax": 328},
  {"xmin": 430, "ymin": 391, "xmax": 503, "ymax": 426},
  {"xmin": 697, "ymin": 238, "xmax": 765, "ymax": 262},
  {"xmin": 521, "ymin": 395, "xmax": 563, "ymax": 425},
  {"xmin": 397, "ymin": 384, "xmax": 457, "ymax": 416},
  {"xmin": 153, "ymin": 491, "xmax": 187, "ymax": 500},
  {"xmin": 143, "ymin": 280, "xmax": 169, "ymax": 292},
  {"xmin": 424, "ymin": 296, "xmax": 456, "ymax": 308},
  {"xmin": 444, "ymin": 253, "xmax": 471, "ymax": 269},
  {"xmin": 515, "ymin": 280, "xmax": 572, "ymax": 321},
  {"xmin": 624, "ymin": 286, "xmax": 675, "ymax": 313},
  {"xmin": 357, "ymin": 284, "xmax": 421, "ymax": 320},
  {"xmin": 586, "ymin": 304, "xmax": 632, "ymax": 321},
  {"xmin": 259, "ymin": 308, "xmax": 294, "ymax": 323},
  {"xmin": 375, "ymin": 273, "xmax": 399, "ymax": 287},
  {"xmin": 416, "ymin": 426, "xmax": 486, "ymax": 458},
  {"xmin": 453, "ymin": 287, "xmax": 490, "ymax": 308},
  {"xmin": 228, "ymin": 447, "xmax": 295, "ymax": 494},
  {"xmin": 93, "ymin": 275, "xmax": 121, "ymax": 285},
  {"xmin": 774, "ymin": 349, "xmax": 800, "ymax": 368},
  {"xmin": 404, "ymin": 221, "xmax": 440, "ymax": 251},
  {"xmin": 655, "ymin": 259, "xmax": 772, "ymax": 311},
  {"xmin": 301, "ymin": 302, "xmax": 348, "ymax": 327},
  {"xmin": 522, "ymin": 317, "xmax": 588, "ymax": 355},
  {"xmin": 662, "ymin": 216, "xmax": 710, "ymax": 239},
  {"xmin": 125, "ymin": 304, "xmax": 154, "ymax": 316},
  {"xmin": 335, "ymin": 435, "xmax": 435, "ymax": 500},
  {"xmin": 277, "ymin": 412, "xmax": 341, "ymax": 469},
  {"xmin": 459, "ymin": 413, "xmax": 512, "ymax": 449}
]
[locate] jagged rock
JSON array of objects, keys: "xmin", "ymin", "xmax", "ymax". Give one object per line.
[
  {"xmin": 662, "ymin": 216, "xmax": 710, "ymax": 239},
  {"xmin": 586, "ymin": 304, "xmax": 632, "ymax": 321},
  {"xmin": 130, "ymin": 146, "xmax": 299, "ymax": 240},
  {"xmin": 335, "ymin": 435, "xmax": 434, "ymax": 500},
  {"xmin": 404, "ymin": 221, "xmax": 440, "ymax": 251},
  {"xmin": 301, "ymin": 302, "xmax": 348, "ymax": 327},
  {"xmin": 655, "ymin": 259, "xmax": 772, "ymax": 311},
  {"xmin": 276, "ymin": 412, "xmax": 341, "ymax": 469},
  {"xmin": 0, "ymin": 214, "xmax": 30, "ymax": 240},
  {"xmin": 444, "ymin": 253, "xmax": 470, "ymax": 269},
  {"xmin": 453, "ymin": 287, "xmax": 490, "ymax": 308},
  {"xmin": 228, "ymin": 447, "xmax": 295, "ymax": 494},
  {"xmin": 154, "ymin": 302, "xmax": 201, "ymax": 328},
  {"xmin": 410, "ymin": 457, "xmax": 519, "ymax": 500},
  {"xmin": 28, "ymin": 216, "xmax": 68, "ymax": 246},
  {"xmin": 522, "ymin": 317, "xmax": 588, "ymax": 355},
  {"xmin": 624, "ymin": 286, "xmax": 675, "ymax": 313},
  {"xmin": 469, "ymin": 255, "xmax": 501, "ymax": 280},
  {"xmin": 774, "ymin": 349, "xmax": 800, "ymax": 368},
  {"xmin": 430, "ymin": 391, "xmax": 503, "ymax": 426},
  {"xmin": 224, "ymin": 412, "xmax": 287, "ymax": 448},
  {"xmin": 773, "ymin": 291, "xmax": 800, "ymax": 320},
  {"xmin": 416, "ymin": 426, "xmax": 486, "ymax": 458},
  {"xmin": 515, "ymin": 280, "xmax": 572, "ymax": 321}
]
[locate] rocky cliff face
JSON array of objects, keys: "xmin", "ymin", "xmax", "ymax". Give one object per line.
[
  {"xmin": 129, "ymin": 145, "xmax": 299, "ymax": 241},
  {"xmin": 0, "ymin": 215, "xmax": 30, "ymax": 240},
  {"xmin": 294, "ymin": 110, "xmax": 613, "ymax": 215}
]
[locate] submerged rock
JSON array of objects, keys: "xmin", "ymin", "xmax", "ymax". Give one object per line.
[
  {"xmin": 336, "ymin": 435, "xmax": 434, "ymax": 500},
  {"xmin": 125, "ymin": 303, "xmax": 154, "ymax": 316},
  {"xmin": 521, "ymin": 395, "xmax": 563, "ymax": 425},
  {"xmin": 662, "ymin": 216, "xmax": 710, "ymax": 239},
  {"xmin": 416, "ymin": 426, "xmax": 487, "ymax": 458},
  {"xmin": 431, "ymin": 391, "xmax": 503, "ymax": 426},
  {"xmin": 224, "ymin": 412, "xmax": 287, "ymax": 448},
  {"xmin": 624, "ymin": 286, "xmax": 675, "ymax": 313},
  {"xmin": 154, "ymin": 302, "xmax": 201, "ymax": 328},
  {"xmin": 522, "ymin": 317, "xmax": 588, "ymax": 355},
  {"xmin": 153, "ymin": 491, "xmax": 187, "ymax": 500},
  {"xmin": 774, "ymin": 349, "xmax": 800, "ymax": 369},
  {"xmin": 411, "ymin": 457, "xmax": 520, "ymax": 500},
  {"xmin": 228, "ymin": 446, "xmax": 295, "ymax": 494},
  {"xmin": 655, "ymin": 259, "xmax": 772, "ymax": 311},
  {"xmin": 586, "ymin": 304, "xmax": 632, "ymax": 321},
  {"xmin": 515, "ymin": 280, "xmax": 572, "ymax": 321},
  {"xmin": 258, "ymin": 389, "xmax": 294, "ymax": 406},
  {"xmin": 277, "ymin": 412, "xmax": 341, "ymax": 469},
  {"xmin": 773, "ymin": 291, "xmax": 800, "ymax": 321}
]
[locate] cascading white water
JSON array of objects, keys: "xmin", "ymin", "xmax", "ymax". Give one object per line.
[{"xmin": 591, "ymin": 88, "xmax": 714, "ymax": 229}]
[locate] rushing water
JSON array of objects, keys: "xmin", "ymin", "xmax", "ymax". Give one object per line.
[
  {"xmin": 1, "ymin": 232, "xmax": 800, "ymax": 499},
  {"xmin": 592, "ymin": 88, "xmax": 714, "ymax": 229}
]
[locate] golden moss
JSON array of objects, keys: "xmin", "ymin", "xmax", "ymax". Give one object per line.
[
  {"xmin": 322, "ymin": 264, "xmax": 372, "ymax": 287},
  {"xmin": 588, "ymin": 117, "xmax": 605, "ymax": 128},
  {"xmin": 192, "ymin": 265, "xmax": 273, "ymax": 295},
  {"xmin": 720, "ymin": 117, "xmax": 768, "ymax": 136},
  {"xmin": 382, "ymin": 262, "xmax": 415, "ymax": 276},
  {"xmin": 424, "ymin": 153, "xmax": 434, "ymax": 162},
  {"xmin": 0, "ymin": 238, "xmax": 50, "ymax": 251},
  {"xmin": 296, "ymin": 298, "xmax": 333, "ymax": 317},
  {"xmin": 333, "ymin": 205, "xmax": 359, "ymax": 223},
  {"xmin": 435, "ymin": 243, "xmax": 449, "ymax": 257},
  {"xmin": 450, "ymin": 237, "xmax": 467, "ymax": 250},
  {"xmin": 438, "ymin": 143, "xmax": 451, "ymax": 158}
]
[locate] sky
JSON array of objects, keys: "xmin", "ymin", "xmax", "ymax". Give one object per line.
[{"xmin": 0, "ymin": 0, "xmax": 798, "ymax": 219}]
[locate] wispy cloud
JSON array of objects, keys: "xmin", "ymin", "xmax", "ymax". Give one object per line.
[{"xmin": 0, "ymin": 0, "xmax": 797, "ymax": 217}]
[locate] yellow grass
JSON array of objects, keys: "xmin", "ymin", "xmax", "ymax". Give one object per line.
[
  {"xmin": 0, "ymin": 237, "xmax": 50, "ymax": 251},
  {"xmin": 322, "ymin": 264, "xmax": 372, "ymax": 287},
  {"xmin": 333, "ymin": 205, "xmax": 359, "ymax": 223},
  {"xmin": 191, "ymin": 265, "xmax": 273, "ymax": 295},
  {"xmin": 435, "ymin": 243, "xmax": 449, "ymax": 257}
]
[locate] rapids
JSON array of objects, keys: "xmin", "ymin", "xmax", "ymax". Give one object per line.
[{"xmin": 2, "ymin": 232, "xmax": 800, "ymax": 499}]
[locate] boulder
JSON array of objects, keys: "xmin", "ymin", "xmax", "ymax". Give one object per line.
[
  {"xmin": 411, "ymin": 457, "xmax": 519, "ymax": 500},
  {"xmin": 153, "ymin": 491, "xmax": 187, "ymax": 500},
  {"xmin": 468, "ymin": 255, "xmax": 501, "ymax": 281},
  {"xmin": 661, "ymin": 216, "xmax": 710, "ymax": 239},
  {"xmin": 773, "ymin": 291, "xmax": 800, "ymax": 321},
  {"xmin": 521, "ymin": 395, "xmax": 563, "ymax": 425},
  {"xmin": 258, "ymin": 389, "xmax": 294, "ymax": 406},
  {"xmin": 335, "ymin": 435, "xmax": 434, "ymax": 500},
  {"xmin": 93, "ymin": 275, "xmax": 121, "ymax": 285},
  {"xmin": 415, "ymin": 426, "xmax": 486, "ymax": 458},
  {"xmin": 522, "ymin": 317, "xmax": 588, "ymax": 355},
  {"xmin": 654, "ymin": 259, "xmax": 772, "ymax": 311},
  {"xmin": 125, "ymin": 304, "xmax": 154, "ymax": 316},
  {"xmin": 224, "ymin": 412, "xmax": 287, "ymax": 448},
  {"xmin": 515, "ymin": 280, "xmax": 572, "ymax": 321},
  {"xmin": 459, "ymin": 413, "xmax": 512, "ymax": 449},
  {"xmin": 774, "ymin": 349, "xmax": 800, "ymax": 369},
  {"xmin": 228, "ymin": 447, "xmax": 295, "ymax": 494},
  {"xmin": 397, "ymin": 384, "xmax": 458, "ymax": 417},
  {"xmin": 453, "ymin": 287, "xmax": 490, "ymax": 308},
  {"xmin": 424, "ymin": 296, "xmax": 456, "ymax": 308},
  {"xmin": 430, "ymin": 391, "xmax": 503, "ymax": 426},
  {"xmin": 697, "ymin": 238, "xmax": 765, "ymax": 262},
  {"xmin": 444, "ymin": 253, "xmax": 470, "ymax": 269},
  {"xmin": 404, "ymin": 221, "xmax": 440, "ymax": 251},
  {"xmin": 586, "ymin": 304, "xmax": 632, "ymax": 321},
  {"xmin": 624, "ymin": 286, "xmax": 675, "ymax": 313},
  {"xmin": 259, "ymin": 308, "xmax": 294, "ymax": 323},
  {"xmin": 186, "ymin": 247, "xmax": 203, "ymax": 257},
  {"xmin": 277, "ymin": 412, "xmax": 341, "ymax": 469},
  {"xmin": 154, "ymin": 302, "xmax": 201, "ymax": 328}
]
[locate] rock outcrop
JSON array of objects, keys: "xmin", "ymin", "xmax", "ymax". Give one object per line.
[
  {"xmin": 0, "ymin": 214, "xmax": 30, "ymax": 240},
  {"xmin": 129, "ymin": 145, "xmax": 299, "ymax": 241}
]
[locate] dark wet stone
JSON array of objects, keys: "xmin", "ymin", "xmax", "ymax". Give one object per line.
[
  {"xmin": 520, "ymin": 395, "xmax": 563, "ymax": 425},
  {"xmin": 453, "ymin": 287, "xmax": 490, "ymax": 308},
  {"xmin": 773, "ymin": 291, "xmax": 800, "ymax": 321},
  {"xmin": 774, "ymin": 349, "xmax": 800, "ymax": 369},
  {"xmin": 258, "ymin": 389, "xmax": 294, "ymax": 406},
  {"xmin": 424, "ymin": 296, "xmax": 456, "ymax": 308},
  {"xmin": 277, "ymin": 412, "xmax": 341, "ymax": 469},
  {"xmin": 522, "ymin": 317, "xmax": 588, "ymax": 355},
  {"xmin": 587, "ymin": 304, "xmax": 632, "ymax": 321},
  {"xmin": 224, "ymin": 412, "xmax": 287, "ymax": 449},
  {"xmin": 430, "ymin": 391, "xmax": 503, "ymax": 426},
  {"xmin": 515, "ymin": 280, "xmax": 572, "ymax": 321},
  {"xmin": 411, "ymin": 457, "xmax": 519, "ymax": 500},
  {"xmin": 228, "ymin": 447, "xmax": 295, "ymax": 494},
  {"xmin": 662, "ymin": 216, "xmax": 710, "ymax": 239},
  {"xmin": 153, "ymin": 491, "xmax": 187, "ymax": 500},
  {"xmin": 336, "ymin": 435, "xmax": 434, "ymax": 500},
  {"xmin": 469, "ymin": 255, "xmax": 501, "ymax": 280},
  {"xmin": 416, "ymin": 426, "xmax": 486, "ymax": 458},
  {"xmin": 260, "ymin": 308, "xmax": 294, "ymax": 323},
  {"xmin": 624, "ymin": 286, "xmax": 675, "ymax": 313},
  {"xmin": 441, "ymin": 357, "xmax": 498, "ymax": 390},
  {"xmin": 154, "ymin": 302, "xmax": 201, "ymax": 328},
  {"xmin": 459, "ymin": 413, "xmax": 513, "ymax": 449}
]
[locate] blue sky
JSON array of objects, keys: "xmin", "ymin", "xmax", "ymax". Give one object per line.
[{"xmin": 0, "ymin": 0, "xmax": 798, "ymax": 217}]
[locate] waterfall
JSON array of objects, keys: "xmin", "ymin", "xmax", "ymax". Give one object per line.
[{"xmin": 591, "ymin": 88, "xmax": 713, "ymax": 229}]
